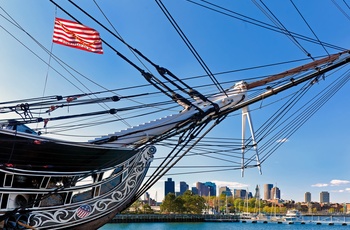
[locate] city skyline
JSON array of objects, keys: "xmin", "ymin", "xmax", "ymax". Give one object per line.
[{"xmin": 161, "ymin": 178, "xmax": 340, "ymax": 204}]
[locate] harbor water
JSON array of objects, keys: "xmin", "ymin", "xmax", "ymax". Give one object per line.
[
  {"xmin": 100, "ymin": 222, "xmax": 350, "ymax": 230},
  {"xmin": 100, "ymin": 216, "xmax": 350, "ymax": 230}
]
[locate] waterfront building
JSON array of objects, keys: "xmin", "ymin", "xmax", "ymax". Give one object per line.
[
  {"xmin": 164, "ymin": 178, "xmax": 175, "ymax": 197},
  {"xmin": 191, "ymin": 186, "xmax": 198, "ymax": 195},
  {"xmin": 219, "ymin": 186, "xmax": 233, "ymax": 196},
  {"xmin": 254, "ymin": 185, "xmax": 260, "ymax": 199},
  {"xmin": 320, "ymin": 191, "xmax": 330, "ymax": 203},
  {"xmin": 143, "ymin": 192, "xmax": 157, "ymax": 206},
  {"xmin": 196, "ymin": 181, "xmax": 216, "ymax": 196},
  {"xmin": 305, "ymin": 192, "xmax": 311, "ymax": 202},
  {"xmin": 205, "ymin": 182, "xmax": 217, "ymax": 196},
  {"xmin": 144, "ymin": 192, "xmax": 150, "ymax": 202},
  {"xmin": 270, "ymin": 186, "xmax": 281, "ymax": 199},
  {"xmin": 196, "ymin": 182, "xmax": 209, "ymax": 196},
  {"xmin": 345, "ymin": 203, "xmax": 350, "ymax": 213},
  {"xmin": 234, "ymin": 189, "xmax": 246, "ymax": 199},
  {"xmin": 247, "ymin": 191, "xmax": 253, "ymax": 199},
  {"xmin": 179, "ymin": 181, "xmax": 189, "ymax": 195},
  {"xmin": 263, "ymin": 184, "xmax": 273, "ymax": 200}
]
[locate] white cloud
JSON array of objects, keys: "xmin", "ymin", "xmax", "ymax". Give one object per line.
[
  {"xmin": 330, "ymin": 179, "xmax": 350, "ymax": 186},
  {"xmin": 311, "ymin": 183, "xmax": 328, "ymax": 187},
  {"xmin": 212, "ymin": 180, "xmax": 249, "ymax": 189},
  {"xmin": 311, "ymin": 180, "xmax": 350, "ymax": 188},
  {"xmin": 331, "ymin": 189, "xmax": 344, "ymax": 193}
]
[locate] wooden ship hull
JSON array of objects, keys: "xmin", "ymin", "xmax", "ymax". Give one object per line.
[{"xmin": 0, "ymin": 129, "xmax": 156, "ymax": 229}]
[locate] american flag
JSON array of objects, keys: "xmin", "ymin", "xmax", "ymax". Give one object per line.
[
  {"xmin": 76, "ymin": 204, "xmax": 92, "ymax": 219},
  {"xmin": 53, "ymin": 17, "xmax": 103, "ymax": 54}
]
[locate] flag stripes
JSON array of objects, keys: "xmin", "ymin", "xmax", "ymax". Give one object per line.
[
  {"xmin": 76, "ymin": 204, "xmax": 92, "ymax": 218},
  {"xmin": 53, "ymin": 17, "xmax": 103, "ymax": 54}
]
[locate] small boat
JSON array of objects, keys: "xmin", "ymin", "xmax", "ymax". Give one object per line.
[
  {"xmin": 240, "ymin": 212, "xmax": 255, "ymax": 220},
  {"xmin": 270, "ymin": 215, "xmax": 283, "ymax": 222},
  {"xmin": 283, "ymin": 209, "xmax": 302, "ymax": 222},
  {"xmin": 252, "ymin": 213, "xmax": 268, "ymax": 221}
]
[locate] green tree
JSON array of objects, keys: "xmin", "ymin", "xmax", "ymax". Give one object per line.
[
  {"xmin": 263, "ymin": 205, "xmax": 271, "ymax": 214},
  {"xmin": 182, "ymin": 190, "xmax": 206, "ymax": 214},
  {"xmin": 130, "ymin": 199, "xmax": 142, "ymax": 213},
  {"xmin": 217, "ymin": 194, "xmax": 226, "ymax": 213},
  {"xmin": 160, "ymin": 193, "xmax": 186, "ymax": 213},
  {"xmin": 160, "ymin": 193, "xmax": 176, "ymax": 213},
  {"xmin": 249, "ymin": 198, "xmax": 256, "ymax": 209},
  {"xmin": 227, "ymin": 196, "xmax": 235, "ymax": 213},
  {"xmin": 142, "ymin": 203, "xmax": 154, "ymax": 214},
  {"xmin": 234, "ymin": 198, "xmax": 243, "ymax": 212},
  {"xmin": 160, "ymin": 191, "xmax": 206, "ymax": 214},
  {"xmin": 173, "ymin": 196, "xmax": 186, "ymax": 213}
]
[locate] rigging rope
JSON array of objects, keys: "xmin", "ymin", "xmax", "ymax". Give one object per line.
[
  {"xmin": 332, "ymin": 0, "xmax": 350, "ymax": 22},
  {"xmin": 70, "ymin": 2, "xmax": 212, "ymax": 112},
  {"xmin": 60, "ymin": 1, "xmax": 201, "ymax": 111},
  {"xmin": 136, "ymin": 117, "xmax": 221, "ymax": 199},
  {"xmin": 155, "ymin": 0, "xmax": 227, "ymax": 97},
  {"xmin": 142, "ymin": 69, "xmax": 350, "ymax": 178},
  {"xmin": 188, "ymin": 0, "xmax": 346, "ymax": 52},
  {"xmin": 252, "ymin": 0, "xmax": 314, "ymax": 60},
  {"xmin": 37, "ymin": 6, "xmax": 57, "ymax": 130},
  {"xmin": 0, "ymin": 7, "xmax": 132, "ymax": 128},
  {"xmin": 289, "ymin": 0, "xmax": 330, "ymax": 56}
]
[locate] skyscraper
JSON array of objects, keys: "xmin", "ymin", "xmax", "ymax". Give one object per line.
[
  {"xmin": 196, "ymin": 181, "xmax": 216, "ymax": 196},
  {"xmin": 196, "ymin": 182, "xmax": 208, "ymax": 196},
  {"xmin": 305, "ymin": 192, "xmax": 311, "ymax": 202},
  {"xmin": 254, "ymin": 185, "xmax": 260, "ymax": 199},
  {"xmin": 205, "ymin": 182, "xmax": 216, "ymax": 196},
  {"xmin": 219, "ymin": 186, "xmax": 233, "ymax": 196},
  {"xmin": 164, "ymin": 178, "xmax": 175, "ymax": 197},
  {"xmin": 234, "ymin": 189, "xmax": 247, "ymax": 199},
  {"xmin": 320, "ymin": 191, "xmax": 330, "ymax": 203},
  {"xmin": 144, "ymin": 192, "xmax": 150, "ymax": 205},
  {"xmin": 270, "ymin": 186, "xmax": 281, "ymax": 199},
  {"xmin": 263, "ymin": 184, "xmax": 273, "ymax": 200},
  {"xmin": 191, "ymin": 187, "xmax": 198, "ymax": 195},
  {"xmin": 179, "ymin": 181, "xmax": 189, "ymax": 195}
]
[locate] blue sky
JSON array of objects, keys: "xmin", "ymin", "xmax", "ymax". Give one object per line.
[{"xmin": 1, "ymin": 1, "xmax": 350, "ymax": 204}]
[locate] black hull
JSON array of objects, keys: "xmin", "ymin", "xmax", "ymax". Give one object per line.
[
  {"xmin": 0, "ymin": 130, "xmax": 156, "ymax": 229},
  {"xmin": 0, "ymin": 129, "xmax": 138, "ymax": 171}
]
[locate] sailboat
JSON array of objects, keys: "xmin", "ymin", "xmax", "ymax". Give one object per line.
[
  {"xmin": 251, "ymin": 185, "xmax": 267, "ymax": 221},
  {"xmin": 0, "ymin": 1, "xmax": 349, "ymax": 229},
  {"xmin": 240, "ymin": 189, "xmax": 255, "ymax": 220}
]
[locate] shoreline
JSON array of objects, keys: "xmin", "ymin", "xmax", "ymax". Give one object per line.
[
  {"xmin": 109, "ymin": 214, "xmax": 239, "ymax": 223},
  {"xmin": 109, "ymin": 213, "xmax": 350, "ymax": 223}
]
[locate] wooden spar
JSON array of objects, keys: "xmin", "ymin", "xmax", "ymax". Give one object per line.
[
  {"xmin": 218, "ymin": 53, "xmax": 350, "ymax": 118},
  {"xmin": 246, "ymin": 50, "xmax": 350, "ymax": 89}
]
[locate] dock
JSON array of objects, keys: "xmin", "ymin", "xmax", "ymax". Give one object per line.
[
  {"xmin": 240, "ymin": 216, "xmax": 350, "ymax": 226},
  {"xmin": 240, "ymin": 220, "xmax": 348, "ymax": 226},
  {"xmin": 109, "ymin": 214, "xmax": 239, "ymax": 223},
  {"xmin": 110, "ymin": 214, "xmax": 350, "ymax": 226}
]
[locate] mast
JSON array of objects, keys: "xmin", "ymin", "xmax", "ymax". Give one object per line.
[
  {"xmin": 219, "ymin": 51, "xmax": 350, "ymax": 118},
  {"xmin": 246, "ymin": 51, "xmax": 349, "ymax": 90}
]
